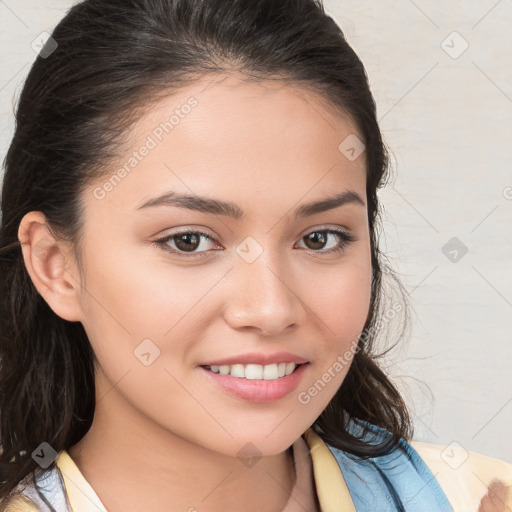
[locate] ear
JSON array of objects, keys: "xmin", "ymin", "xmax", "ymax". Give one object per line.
[{"xmin": 18, "ymin": 211, "xmax": 84, "ymax": 322}]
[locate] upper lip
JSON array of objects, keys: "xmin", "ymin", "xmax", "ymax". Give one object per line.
[{"xmin": 201, "ymin": 351, "xmax": 309, "ymax": 367}]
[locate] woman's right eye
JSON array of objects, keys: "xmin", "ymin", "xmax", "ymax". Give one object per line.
[{"xmin": 152, "ymin": 230, "xmax": 220, "ymax": 258}]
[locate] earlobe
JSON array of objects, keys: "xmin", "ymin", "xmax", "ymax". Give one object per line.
[{"xmin": 17, "ymin": 211, "xmax": 84, "ymax": 322}]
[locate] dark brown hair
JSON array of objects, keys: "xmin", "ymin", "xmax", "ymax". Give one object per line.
[{"xmin": 0, "ymin": 0, "xmax": 412, "ymax": 506}]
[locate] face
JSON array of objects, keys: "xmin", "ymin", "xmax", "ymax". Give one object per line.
[{"xmin": 72, "ymin": 75, "xmax": 372, "ymax": 457}]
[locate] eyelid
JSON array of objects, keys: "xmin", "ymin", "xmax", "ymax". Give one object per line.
[{"xmin": 154, "ymin": 224, "xmax": 351, "ymax": 240}]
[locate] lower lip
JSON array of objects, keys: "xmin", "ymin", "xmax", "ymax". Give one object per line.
[{"xmin": 200, "ymin": 363, "xmax": 309, "ymax": 403}]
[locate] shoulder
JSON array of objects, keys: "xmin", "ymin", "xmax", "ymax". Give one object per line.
[
  {"xmin": 319, "ymin": 419, "xmax": 512, "ymax": 511},
  {"xmin": 410, "ymin": 438, "xmax": 512, "ymax": 511},
  {"xmin": 322, "ymin": 423, "xmax": 453, "ymax": 511},
  {"xmin": 3, "ymin": 493, "xmax": 41, "ymax": 512},
  {"xmin": 3, "ymin": 457, "xmax": 72, "ymax": 512}
]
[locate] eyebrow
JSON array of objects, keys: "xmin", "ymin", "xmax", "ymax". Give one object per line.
[{"xmin": 135, "ymin": 189, "xmax": 365, "ymax": 219}]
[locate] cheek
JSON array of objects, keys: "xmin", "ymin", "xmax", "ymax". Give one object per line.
[
  {"xmin": 331, "ymin": 273, "xmax": 371, "ymax": 337},
  {"xmin": 307, "ymin": 257, "xmax": 372, "ymax": 342},
  {"xmin": 76, "ymin": 243, "xmax": 226, "ymax": 374},
  {"xmin": 78, "ymin": 244, "xmax": 188, "ymax": 333},
  {"xmin": 299, "ymin": 256, "xmax": 371, "ymax": 395}
]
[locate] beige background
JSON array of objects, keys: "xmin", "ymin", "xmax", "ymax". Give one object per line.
[{"xmin": 1, "ymin": 0, "xmax": 511, "ymax": 463}]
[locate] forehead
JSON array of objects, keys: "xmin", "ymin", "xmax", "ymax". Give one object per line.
[{"xmin": 85, "ymin": 74, "xmax": 367, "ymax": 218}]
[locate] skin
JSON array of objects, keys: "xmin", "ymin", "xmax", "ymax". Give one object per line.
[
  {"xmin": 18, "ymin": 74, "xmax": 372, "ymax": 512},
  {"xmin": 478, "ymin": 481, "xmax": 508, "ymax": 512}
]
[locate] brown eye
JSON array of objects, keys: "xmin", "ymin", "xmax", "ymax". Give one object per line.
[
  {"xmin": 303, "ymin": 231, "xmax": 328, "ymax": 250},
  {"xmin": 174, "ymin": 233, "xmax": 201, "ymax": 252},
  {"xmin": 153, "ymin": 230, "xmax": 219, "ymax": 258},
  {"xmin": 297, "ymin": 229, "xmax": 356, "ymax": 255}
]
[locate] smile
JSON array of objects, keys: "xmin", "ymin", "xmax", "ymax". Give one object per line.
[
  {"xmin": 200, "ymin": 362, "xmax": 309, "ymax": 402},
  {"xmin": 204, "ymin": 362, "xmax": 298, "ymax": 380}
]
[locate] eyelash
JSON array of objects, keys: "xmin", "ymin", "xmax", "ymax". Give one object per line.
[{"xmin": 151, "ymin": 227, "xmax": 357, "ymax": 259}]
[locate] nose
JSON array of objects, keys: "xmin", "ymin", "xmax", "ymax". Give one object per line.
[{"xmin": 222, "ymin": 253, "xmax": 303, "ymax": 336}]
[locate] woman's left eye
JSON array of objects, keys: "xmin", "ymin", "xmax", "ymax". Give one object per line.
[
  {"xmin": 151, "ymin": 228, "xmax": 356, "ymax": 258},
  {"xmin": 297, "ymin": 229, "xmax": 356, "ymax": 255}
]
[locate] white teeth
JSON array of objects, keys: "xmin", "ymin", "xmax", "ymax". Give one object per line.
[
  {"xmin": 230, "ymin": 364, "xmax": 245, "ymax": 378},
  {"xmin": 206, "ymin": 362, "xmax": 299, "ymax": 379},
  {"xmin": 262, "ymin": 363, "xmax": 278, "ymax": 380},
  {"xmin": 245, "ymin": 364, "xmax": 263, "ymax": 380}
]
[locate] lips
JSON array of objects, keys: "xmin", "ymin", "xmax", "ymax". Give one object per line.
[
  {"xmin": 200, "ymin": 361, "xmax": 309, "ymax": 402},
  {"xmin": 200, "ymin": 351, "xmax": 309, "ymax": 367}
]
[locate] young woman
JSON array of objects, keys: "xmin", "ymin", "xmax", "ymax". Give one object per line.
[{"xmin": 0, "ymin": 0, "xmax": 510, "ymax": 510}]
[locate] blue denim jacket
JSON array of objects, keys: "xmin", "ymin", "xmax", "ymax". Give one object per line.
[{"xmin": 324, "ymin": 418, "xmax": 454, "ymax": 511}]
